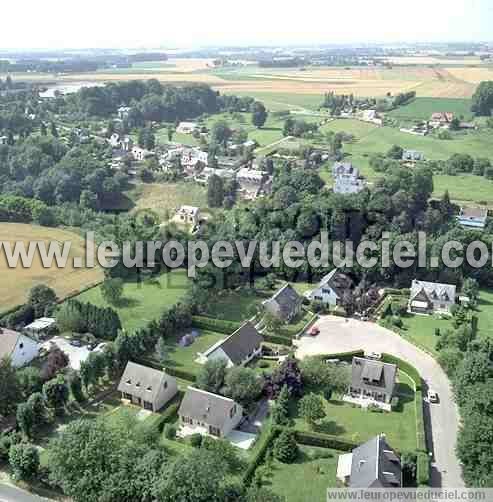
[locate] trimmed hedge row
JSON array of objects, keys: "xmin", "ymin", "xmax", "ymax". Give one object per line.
[
  {"xmin": 243, "ymin": 426, "xmax": 281, "ymax": 485},
  {"xmin": 313, "ymin": 350, "xmax": 365, "ymax": 363},
  {"xmin": 415, "ymin": 390, "xmax": 427, "ymax": 453},
  {"xmin": 137, "ymin": 357, "xmax": 197, "ymax": 382},
  {"xmin": 191, "ymin": 315, "xmax": 240, "ymax": 335},
  {"xmin": 417, "ymin": 450, "xmax": 431, "ymax": 486},
  {"xmin": 293, "ymin": 430, "xmax": 359, "ymax": 452},
  {"xmin": 262, "ymin": 333, "xmax": 293, "ymax": 346}
]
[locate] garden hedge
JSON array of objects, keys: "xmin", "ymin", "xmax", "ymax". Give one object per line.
[
  {"xmin": 191, "ymin": 315, "xmax": 240, "ymax": 334},
  {"xmin": 137, "ymin": 357, "xmax": 197, "ymax": 382},
  {"xmin": 243, "ymin": 426, "xmax": 281, "ymax": 485},
  {"xmin": 262, "ymin": 333, "xmax": 293, "ymax": 346},
  {"xmin": 293, "ymin": 430, "xmax": 359, "ymax": 452},
  {"xmin": 417, "ymin": 450, "xmax": 431, "ymax": 486}
]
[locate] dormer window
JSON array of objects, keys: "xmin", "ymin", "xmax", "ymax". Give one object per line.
[
  {"xmin": 136, "ymin": 382, "xmax": 141, "ymax": 388},
  {"xmin": 126, "ymin": 379, "xmax": 131, "ymax": 385},
  {"xmin": 146, "ymin": 386, "xmax": 152, "ymax": 392}
]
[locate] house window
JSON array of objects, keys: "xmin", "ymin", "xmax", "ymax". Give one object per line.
[
  {"xmin": 143, "ymin": 401, "xmax": 153, "ymax": 411},
  {"xmin": 209, "ymin": 426, "xmax": 221, "ymax": 437},
  {"xmin": 19, "ymin": 343, "xmax": 24, "ymax": 349},
  {"xmin": 230, "ymin": 405, "xmax": 237, "ymax": 419}
]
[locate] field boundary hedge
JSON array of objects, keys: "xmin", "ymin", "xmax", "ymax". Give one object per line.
[{"xmin": 243, "ymin": 426, "xmax": 281, "ymax": 485}]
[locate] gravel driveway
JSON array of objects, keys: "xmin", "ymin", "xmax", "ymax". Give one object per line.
[
  {"xmin": 295, "ymin": 315, "xmax": 463, "ymax": 488},
  {"xmin": 42, "ymin": 337, "xmax": 91, "ymax": 371}
]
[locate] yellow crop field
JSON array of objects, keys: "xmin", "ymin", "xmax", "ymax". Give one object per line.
[{"xmin": 0, "ymin": 223, "xmax": 103, "ymax": 314}]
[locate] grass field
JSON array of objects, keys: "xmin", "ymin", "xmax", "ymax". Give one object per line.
[
  {"xmin": 128, "ymin": 182, "xmax": 208, "ymax": 222},
  {"xmin": 76, "ymin": 269, "xmax": 189, "ymax": 332},
  {"xmin": 203, "ymin": 288, "xmax": 262, "ymax": 322},
  {"xmin": 265, "ymin": 446, "xmax": 341, "ymax": 501},
  {"xmin": 387, "ymin": 98, "xmax": 474, "ymax": 121},
  {"xmin": 0, "ymin": 223, "xmax": 103, "ymax": 315},
  {"xmin": 291, "ymin": 372, "xmax": 417, "ymax": 452},
  {"xmin": 150, "ymin": 329, "xmax": 225, "ymax": 376}
]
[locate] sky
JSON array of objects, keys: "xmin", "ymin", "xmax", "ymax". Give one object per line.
[{"xmin": 0, "ymin": 0, "xmax": 492, "ymax": 50}]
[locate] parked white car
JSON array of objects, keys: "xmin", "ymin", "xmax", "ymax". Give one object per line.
[
  {"xmin": 365, "ymin": 351, "xmax": 382, "ymax": 360},
  {"xmin": 427, "ymin": 389, "xmax": 439, "ymax": 403}
]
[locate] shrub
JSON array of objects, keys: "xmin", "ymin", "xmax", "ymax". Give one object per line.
[
  {"xmin": 258, "ymin": 360, "xmax": 270, "ymax": 369},
  {"xmin": 189, "ymin": 433, "xmax": 203, "ymax": 448},
  {"xmin": 273, "ymin": 430, "xmax": 299, "ymax": 463},
  {"xmin": 164, "ymin": 424, "xmax": 177, "ymax": 440},
  {"xmin": 262, "ymin": 333, "xmax": 292, "ymax": 346},
  {"xmin": 9, "ymin": 443, "xmax": 39, "ymax": 480},
  {"xmin": 417, "ymin": 451, "xmax": 430, "ymax": 486}
]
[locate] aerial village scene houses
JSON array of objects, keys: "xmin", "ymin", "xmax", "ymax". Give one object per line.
[{"xmin": 3, "ymin": 27, "xmax": 493, "ymax": 501}]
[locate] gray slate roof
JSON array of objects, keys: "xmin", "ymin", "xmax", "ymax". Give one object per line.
[
  {"xmin": 351, "ymin": 357, "xmax": 397, "ymax": 397},
  {"xmin": 179, "ymin": 387, "xmax": 240, "ymax": 429},
  {"xmin": 265, "ymin": 283, "xmax": 303, "ymax": 321},
  {"xmin": 410, "ymin": 280, "xmax": 456, "ymax": 303},
  {"xmin": 350, "ymin": 434, "xmax": 402, "ymax": 487},
  {"xmin": 0, "ymin": 328, "xmax": 22, "ymax": 361},
  {"xmin": 207, "ymin": 322, "xmax": 263, "ymax": 365},
  {"xmin": 117, "ymin": 361, "xmax": 176, "ymax": 403},
  {"xmin": 318, "ymin": 269, "xmax": 354, "ymax": 298}
]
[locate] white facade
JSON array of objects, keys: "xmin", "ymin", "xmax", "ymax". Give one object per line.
[
  {"xmin": 0, "ymin": 330, "xmax": 39, "ymax": 368},
  {"xmin": 176, "ymin": 122, "xmax": 199, "ymax": 134},
  {"xmin": 132, "ymin": 147, "xmax": 154, "ymax": 162}
]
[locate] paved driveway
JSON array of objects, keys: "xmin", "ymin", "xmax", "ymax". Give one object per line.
[
  {"xmin": 295, "ymin": 315, "xmax": 463, "ymax": 488},
  {"xmin": 0, "ymin": 483, "xmax": 51, "ymax": 501},
  {"xmin": 41, "ymin": 337, "xmax": 91, "ymax": 371}
]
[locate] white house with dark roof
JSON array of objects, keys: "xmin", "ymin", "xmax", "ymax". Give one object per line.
[
  {"xmin": 174, "ymin": 205, "xmax": 201, "ymax": 226},
  {"xmin": 337, "ymin": 434, "xmax": 402, "ymax": 487},
  {"xmin": 117, "ymin": 361, "xmax": 178, "ymax": 412},
  {"xmin": 457, "ymin": 207, "xmax": 488, "ymax": 230},
  {"xmin": 347, "ymin": 357, "xmax": 397, "ymax": 410},
  {"xmin": 402, "ymin": 150, "xmax": 425, "ymax": 162},
  {"xmin": 305, "ymin": 269, "xmax": 353, "ymax": 306},
  {"xmin": 117, "ymin": 106, "xmax": 131, "ymax": 120},
  {"xmin": 332, "ymin": 162, "xmax": 366, "ymax": 194},
  {"xmin": 262, "ymin": 283, "xmax": 303, "ymax": 323},
  {"xmin": 198, "ymin": 322, "xmax": 263, "ymax": 368},
  {"xmin": 178, "ymin": 386, "xmax": 243, "ymax": 438},
  {"xmin": 408, "ymin": 279, "xmax": 456, "ymax": 315},
  {"xmin": 0, "ymin": 328, "xmax": 39, "ymax": 368}
]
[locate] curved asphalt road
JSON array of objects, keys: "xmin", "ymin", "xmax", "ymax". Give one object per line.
[
  {"xmin": 294, "ymin": 315, "xmax": 464, "ymax": 488},
  {"xmin": 0, "ymin": 484, "xmax": 50, "ymax": 502}
]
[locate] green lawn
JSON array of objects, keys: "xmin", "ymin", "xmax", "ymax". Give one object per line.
[
  {"xmin": 151, "ymin": 329, "xmax": 226, "ymax": 376},
  {"xmin": 291, "ymin": 372, "xmax": 418, "ymax": 452},
  {"xmin": 344, "ymin": 125, "xmax": 493, "ymax": 161},
  {"xmin": 76, "ymin": 270, "xmax": 189, "ymax": 332},
  {"xmin": 276, "ymin": 309, "xmax": 315, "ymax": 339},
  {"xmin": 432, "ymin": 174, "xmax": 493, "ymax": 204},
  {"xmin": 387, "ymin": 98, "xmax": 474, "ymax": 122},
  {"xmin": 203, "ymin": 288, "xmax": 262, "ymax": 322},
  {"xmin": 399, "ymin": 314, "xmax": 452, "ymax": 356},
  {"xmin": 265, "ymin": 446, "xmax": 341, "ymax": 501}
]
